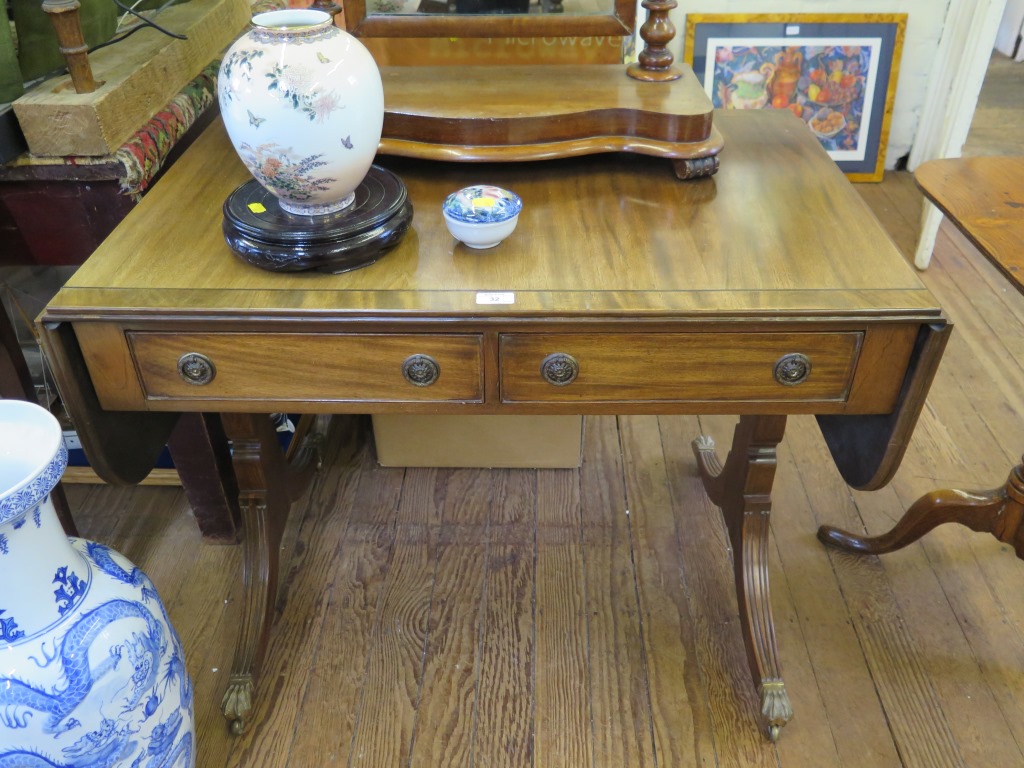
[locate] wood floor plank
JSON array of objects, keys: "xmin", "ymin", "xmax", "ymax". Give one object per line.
[
  {"xmin": 868, "ymin": 234, "xmax": 1024, "ymax": 763},
  {"xmin": 243, "ymin": 444, "xmax": 399, "ymax": 766},
  {"xmin": 472, "ymin": 470, "xmax": 536, "ymax": 767},
  {"xmin": 665, "ymin": 414, "xmax": 843, "ymax": 766},
  {"xmin": 175, "ymin": 542, "xmax": 243, "ymax": 768},
  {"xmin": 766, "ymin": 533, "xmax": 843, "ymax": 767},
  {"xmin": 927, "ymin": 230, "xmax": 1024, "ymax": 439},
  {"xmin": 854, "ymin": 175, "xmax": 923, "ymax": 260},
  {"xmin": 132, "ymin": 490, "xmax": 243, "ymax": 768},
  {"xmin": 798, "ymin": 415, "xmax": 1024, "ymax": 768},
  {"xmin": 618, "ymin": 415, "xmax": 718, "ymax": 767},
  {"xmin": 938, "ymin": 220, "xmax": 1024, "ymax": 324},
  {"xmin": 578, "ymin": 416, "xmax": 657, "ymax": 768},
  {"xmin": 888, "ymin": 433, "xmax": 1024, "ymax": 765},
  {"xmin": 963, "ymin": 53, "xmax": 1024, "ymax": 158},
  {"xmin": 903, "ymin": 236, "xmax": 1024, "ymax": 677},
  {"xmin": 658, "ymin": 414, "xmax": 778, "ymax": 767},
  {"xmin": 409, "ymin": 468, "xmax": 493, "ymax": 767},
  {"xmin": 771, "ymin": 419, "xmax": 909, "ymax": 767},
  {"xmin": 535, "ymin": 466, "xmax": 593, "ymax": 768},
  {"xmin": 843, "ymin": 477, "xmax": 1024, "ymax": 768},
  {"xmin": 348, "ymin": 467, "xmax": 445, "ymax": 767}
]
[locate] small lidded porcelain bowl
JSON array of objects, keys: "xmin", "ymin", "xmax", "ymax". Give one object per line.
[{"xmin": 442, "ymin": 185, "xmax": 522, "ymax": 249}]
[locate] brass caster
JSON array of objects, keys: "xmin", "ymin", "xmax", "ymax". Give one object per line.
[
  {"xmin": 222, "ymin": 672, "xmax": 254, "ymax": 735},
  {"xmin": 767, "ymin": 724, "xmax": 781, "ymax": 743}
]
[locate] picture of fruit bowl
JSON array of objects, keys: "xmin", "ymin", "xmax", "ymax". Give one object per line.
[
  {"xmin": 808, "ymin": 107, "xmax": 846, "ymax": 139},
  {"xmin": 805, "ymin": 69, "xmax": 862, "ymax": 109}
]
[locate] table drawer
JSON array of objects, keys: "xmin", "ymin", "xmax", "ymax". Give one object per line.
[
  {"xmin": 127, "ymin": 333, "xmax": 484, "ymax": 403},
  {"xmin": 500, "ymin": 332, "xmax": 861, "ymax": 403}
]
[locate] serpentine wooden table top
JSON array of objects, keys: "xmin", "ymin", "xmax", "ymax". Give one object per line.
[
  {"xmin": 46, "ymin": 110, "xmax": 938, "ymax": 324},
  {"xmin": 915, "ymin": 156, "xmax": 1024, "ymax": 294}
]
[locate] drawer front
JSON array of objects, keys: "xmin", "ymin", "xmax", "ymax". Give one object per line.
[
  {"xmin": 500, "ymin": 332, "xmax": 861, "ymax": 403},
  {"xmin": 128, "ymin": 333, "xmax": 483, "ymax": 403}
]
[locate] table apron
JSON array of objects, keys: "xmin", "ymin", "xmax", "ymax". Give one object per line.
[{"xmin": 70, "ymin": 320, "xmax": 923, "ymax": 417}]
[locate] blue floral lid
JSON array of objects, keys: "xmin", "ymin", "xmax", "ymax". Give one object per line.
[{"xmin": 442, "ymin": 186, "xmax": 522, "ymax": 224}]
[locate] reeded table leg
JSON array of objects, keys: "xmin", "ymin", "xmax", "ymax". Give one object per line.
[
  {"xmin": 693, "ymin": 415, "xmax": 793, "ymax": 742},
  {"xmin": 218, "ymin": 413, "xmax": 296, "ymax": 735},
  {"xmin": 819, "ymin": 459, "xmax": 1024, "ymax": 559}
]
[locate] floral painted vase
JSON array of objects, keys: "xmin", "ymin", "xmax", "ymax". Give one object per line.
[
  {"xmin": 218, "ymin": 9, "xmax": 385, "ymax": 216},
  {"xmin": 0, "ymin": 399, "xmax": 195, "ymax": 768}
]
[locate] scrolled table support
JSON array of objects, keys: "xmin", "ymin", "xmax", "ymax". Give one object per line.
[
  {"xmin": 693, "ymin": 415, "xmax": 793, "ymax": 741},
  {"xmin": 819, "ymin": 460, "xmax": 1024, "ymax": 559}
]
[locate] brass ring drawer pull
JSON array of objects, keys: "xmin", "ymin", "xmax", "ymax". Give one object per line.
[
  {"xmin": 402, "ymin": 354, "xmax": 440, "ymax": 387},
  {"xmin": 177, "ymin": 352, "xmax": 216, "ymax": 386},
  {"xmin": 540, "ymin": 353, "xmax": 579, "ymax": 386},
  {"xmin": 773, "ymin": 353, "xmax": 812, "ymax": 386}
]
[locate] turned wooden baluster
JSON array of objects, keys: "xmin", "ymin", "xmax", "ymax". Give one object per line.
[
  {"xmin": 693, "ymin": 415, "xmax": 793, "ymax": 742},
  {"xmin": 42, "ymin": 0, "xmax": 97, "ymax": 93},
  {"xmin": 309, "ymin": 0, "xmax": 342, "ymax": 20},
  {"xmin": 627, "ymin": 0, "xmax": 682, "ymax": 82}
]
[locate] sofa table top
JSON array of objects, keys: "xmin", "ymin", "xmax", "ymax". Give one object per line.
[{"xmin": 45, "ymin": 109, "xmax": 938, "ymax": 324}]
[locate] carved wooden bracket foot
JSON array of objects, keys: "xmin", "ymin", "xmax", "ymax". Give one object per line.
[{"xmin": 673, "ymin": 155, "xmax": 720, "ymax": 180}]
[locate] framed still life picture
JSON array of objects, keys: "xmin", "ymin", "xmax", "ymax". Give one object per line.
[{"xmin": 684, "ymin": 14, "xmax": 906, "ymax": 182}]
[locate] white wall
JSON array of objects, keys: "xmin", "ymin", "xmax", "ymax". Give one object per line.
[{"xmin": 666, "ymin": 1, "xmax": 952, "ymax": 169}]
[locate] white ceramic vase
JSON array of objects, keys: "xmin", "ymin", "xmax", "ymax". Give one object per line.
[
  {"xmin": 0, "ymin": 400, "xmax": 195, "ymax": 768},
  {"xmin": 218, "ymin": 9, "xmax": 385, "ymax": 216}
]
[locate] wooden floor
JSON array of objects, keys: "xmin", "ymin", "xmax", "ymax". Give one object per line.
[{"xmin": 62, "ymin": 63, "xmax": 1024, "ymax": 768}]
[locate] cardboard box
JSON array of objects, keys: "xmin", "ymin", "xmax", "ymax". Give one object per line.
[{"xmin": 372, "ymin": 415, "xmax": 583, "ymax": 468}]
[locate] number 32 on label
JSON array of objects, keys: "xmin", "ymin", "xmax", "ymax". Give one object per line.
[{"xmin": 476, "ymin": 292, "xmax": 515, "ymax": 305}]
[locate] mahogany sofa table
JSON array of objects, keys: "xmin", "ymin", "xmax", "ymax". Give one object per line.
[
  {"xmin": 820, "ymin": 156, "xmax": 1024, "ymax": 559},
  {"xmin": 39, "ymin": 109, "xmax": 950, "ymax": 741}
]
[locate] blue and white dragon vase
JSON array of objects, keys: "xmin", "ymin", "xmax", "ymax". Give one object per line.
[{"xmin": 0, "ymin": 400, "xmax": 195, "ymax": 768}]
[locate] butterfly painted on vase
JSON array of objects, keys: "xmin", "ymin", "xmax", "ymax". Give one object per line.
[
  {"xmin": 341, "ymin": 135, "xmax": 353, "ymax": 149},
  {"xmin": 248, "ymin": 110, "xmax": 266, "ymax": 129}
]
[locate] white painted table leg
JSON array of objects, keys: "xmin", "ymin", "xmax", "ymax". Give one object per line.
[{"xmin": 914, "ymin": 200, "xmax": 945, "ymax": 270}]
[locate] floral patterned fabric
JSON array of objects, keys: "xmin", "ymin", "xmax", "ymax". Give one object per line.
[{"xmin": 113, "ymin": 61, "xmax": 219, "ymax": 197}]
